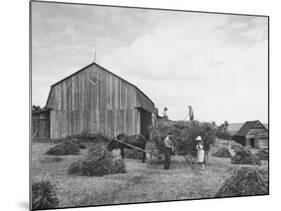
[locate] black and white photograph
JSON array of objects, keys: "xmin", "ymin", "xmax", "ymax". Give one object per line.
[{"xmin": 30, "ymin": 1, "xmax": 269, "ymax": 210}]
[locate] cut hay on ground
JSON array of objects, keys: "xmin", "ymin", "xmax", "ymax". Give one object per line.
[
  {"xmin": 255, "ymin": 149, "xmax": 269, "ymax": 160},
  {"xmin": 68, "ymin": 145, "xmax": 126, "ymax": 176},
  {"xmin": 212, "ymin": 147, "xmax": 231, "ymax": 158},
  {"xmin": 231, "ymin": 148, "xmax": 261, "ymax": 165},
  {"xmin": 40, "ymin": 157, "xmax": 63, "ymax": 163},
  {"xmin": 46, "ymin": 142, "xmax": 80, "ymax": 156},
  {"xmin": 215, "ymin": 166, "xmax": 268, "ymax": 197},
  {"xmin": 32, "ymin": 180, "xmax": 59, "ymax": 210}
]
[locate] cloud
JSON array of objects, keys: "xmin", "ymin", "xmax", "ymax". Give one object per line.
[{"xmin": 99, "ymin": 14, "xmax": 268, "ymax": 122}]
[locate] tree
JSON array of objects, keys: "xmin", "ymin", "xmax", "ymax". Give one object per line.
[{"xmin": 217, "ymin": 120, "xmax": 231, "ymax": 140}]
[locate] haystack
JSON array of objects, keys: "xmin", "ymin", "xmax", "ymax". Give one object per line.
[
  {"xmin": 68, "ymin": 145, "xmax": 126, "ymax": 176},
  {"xmin": 255, "ymin": 149, "xmax": 269, "ymax": 160},
  {"xmin": 212, "ymin": 147, "xmax": 231, "ymax": 158},
  {"xmin": 46, "ymin": 142, "xmax": 80, "ymax": 155},
  {"xmin": 215, "ymin": 166, "xmax": 268, "ymax": 197},
  {"xmin": 231, "ymin": 148, "xmax": 261, "ymax": 166}
]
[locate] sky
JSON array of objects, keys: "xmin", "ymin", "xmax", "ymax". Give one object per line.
[{"xmin": 31, "ymin": 2, "xmax": 268, "ymax": 124}]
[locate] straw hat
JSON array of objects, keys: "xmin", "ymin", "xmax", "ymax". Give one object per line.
[{"xmin": 195, "ymin": 136, "xmax": 202, "ymax": 141}]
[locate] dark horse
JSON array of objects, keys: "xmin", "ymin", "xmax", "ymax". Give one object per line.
[{"xmin": 107, "ymin": 133, "xmax": 147, "ymax": 162}]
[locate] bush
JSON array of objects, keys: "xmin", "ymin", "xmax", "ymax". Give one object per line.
[
  {"xmin": 46, "ymin": 142, "xmax": 80, "ymax": 156},
  {"xmin": 216, "ymin": 130, "xmax": 232, "ymax": 140},
  {"xmin": 231, "ymin": 148, "xmax": 261, "ymax": 165},
  {"xmin": 212, "ymin": 147, "xmax": 231, "ymax": 158},
  {"xmin": 68, "ymin": 145, "xmax": 126, "ymax": 176},
  {"xmin": 32, "ymin": 181, "xmax": 59, "ymax": 210},
  {"xmin": 215, "ymin": 166, "xmax": 268, "ymax": 197}
]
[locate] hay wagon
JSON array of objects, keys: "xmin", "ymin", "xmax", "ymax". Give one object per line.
[{"xmin": 114, "ymin": 133, "xmax": 208, "ymax": 165}]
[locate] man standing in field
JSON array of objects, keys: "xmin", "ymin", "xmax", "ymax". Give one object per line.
[{"xmin": 163, "ymin": 132, "xmax": 175, "ymax": 170}]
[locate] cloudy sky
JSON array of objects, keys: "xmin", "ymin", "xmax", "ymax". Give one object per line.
[{"xmin": 32, "ymin": 2, "xmax": 268, "ymax": 124}]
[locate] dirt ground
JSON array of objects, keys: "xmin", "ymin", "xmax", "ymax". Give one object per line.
[{"xmin": 31, "ymin": 141, "xmax": 268, "ymax": 208}]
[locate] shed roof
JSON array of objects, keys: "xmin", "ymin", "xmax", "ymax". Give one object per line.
[
  {"xmin": 233, "ymin": 120, "xmax": 268, "ymax": 137},
  {"xmin": 47, "ymin": 62, "xmax": 156, "ymax": 112}
]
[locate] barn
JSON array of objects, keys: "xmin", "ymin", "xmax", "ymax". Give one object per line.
[
  {"xmin": 32, "ymin": 62, "xmax": 157, "ymax": 139},
  {"xmin": 232, "ymin": 120, "xmax": 268, "ymax": 149}
]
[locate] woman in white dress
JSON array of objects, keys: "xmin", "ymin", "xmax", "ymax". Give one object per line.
[{"xmin": 196, "ymin": 136, "xmax": 205, "ymax": 169}]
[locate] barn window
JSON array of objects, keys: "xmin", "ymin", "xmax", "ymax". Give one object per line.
[{"xmin": 89, "ymin": 74, "xmax": 99, "ymax": 86}]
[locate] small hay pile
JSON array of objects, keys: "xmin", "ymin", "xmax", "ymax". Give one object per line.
[
  {"xmin": 215, "ymin": 166, "xmax": 268, "ymax": 197},
  {"xmin": 32, "ymin": 180, "xmax": 59, "ymax": 210},
  {"xmin": 228, "ymin": 141, "xmax": 244, "ymax": 154},
  {"xmin": 68, "ymin": 145, "xmax": 126, "ymax": 176},
  {"xmin": 231, "ymin": 148, "xmax": 261, "ymax": 166},
  {"xmin": 212, "ymin": 147, "xmax": 231, "ymax": 158},
  {"xmin": 66, "ymin": 139, "xmax": 86, "ymax": 149},
  {"xmin": 46, "ymin": 142, "xmax": 80, "ymax": 156},
  {"xmin": 60, "ymin": 132, "xmax": 111, "ymax": 143},
  {"xmin": 255, "ymin": 149, "xmax": 269, "ymax": 160}
]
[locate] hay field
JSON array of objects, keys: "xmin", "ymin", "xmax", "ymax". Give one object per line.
[{"xmin": 31, "ymin": 140, "xmax": 268, "ymax": 208}]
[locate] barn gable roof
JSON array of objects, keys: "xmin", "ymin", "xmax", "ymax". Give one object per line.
[
  {"xmin": 233, "ymin": 120, "xmax": 268, "ymax": 137},
  {"xmin": 46, "ymin": 62, "xmax": 156, "ymax": 112}
]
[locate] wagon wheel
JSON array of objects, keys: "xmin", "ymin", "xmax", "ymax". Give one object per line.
[
  {"xmin": 149, "ymin": 148, "xmax": 159, "ymax": 160},
  {"xmin": 204, "ymin": 151, "xmax": 209, "ymax": 164}
]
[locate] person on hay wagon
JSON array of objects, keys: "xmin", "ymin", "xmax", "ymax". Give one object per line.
[
  {"xmin": 196, "ymin": 136, "xmax": 205, "ymax": 169},
  {"xmin": 188, "ymin": 105, "xmax": 194, "ymax": 121},
  {"xmin": 163, "ymin": 131, "xmax": 175, "ymax": 170}
]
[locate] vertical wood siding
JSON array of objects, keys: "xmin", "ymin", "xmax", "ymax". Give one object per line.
[
  {"xmin": 32, "ymin": 111, "xmax": 50, "ymax": 139},
  {"xmin": 47, "ymin": 64, "xmax": 141, "ymax": 139}
]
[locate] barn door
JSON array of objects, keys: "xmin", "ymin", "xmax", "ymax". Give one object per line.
[
  {"xmin": 32, "ymin": 111, "xmax": 50, "ymax": 140},
  {"xmin": 140, "ymin": 109, "xmax": 152, "ymax": 140},
  {"xmin": 250, "ymin": 138, "xmax": 255, "ymax": 148}
]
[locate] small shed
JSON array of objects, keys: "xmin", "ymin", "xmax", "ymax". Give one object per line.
[
  {"xmin": 32, "ymin": 108, "xmax": 51, "ymax": 139},
  {"xmin": 232, "ymin": 120, "xmax": 268, "ymax": 149}
]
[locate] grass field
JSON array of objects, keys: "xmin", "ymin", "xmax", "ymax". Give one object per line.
[{"xmin": 31, "ymin": 140, "xmax": 268, "ymax": 208}]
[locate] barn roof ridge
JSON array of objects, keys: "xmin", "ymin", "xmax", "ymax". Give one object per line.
[
  {"xmin": 48, "ymin": 62, "xmax": 155, "ymax": 107},
  {"xmin": 233, "ymin": 120, "xmax": 267, "ymax": 137}
]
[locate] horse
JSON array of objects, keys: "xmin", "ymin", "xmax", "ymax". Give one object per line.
[{"xmin": 107, "ymin": 133, "xmax": 147, "ymax": 162}]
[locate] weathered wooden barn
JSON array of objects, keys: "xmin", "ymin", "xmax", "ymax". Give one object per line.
[
  {"xmin": 232, "ymin": 120, "xmax": 268, "ymax": 149},
  {"xmin": 33, "ymin": 62, "xmax": 157, "ymax": 139}
]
